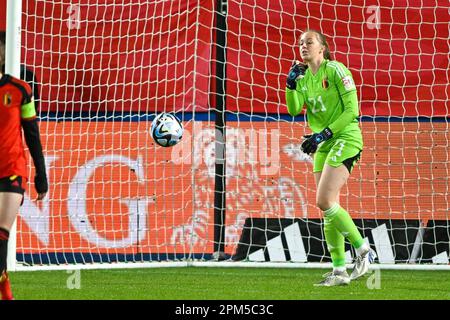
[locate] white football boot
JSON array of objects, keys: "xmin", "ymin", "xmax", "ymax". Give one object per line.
[
  {"xmin": 350, "ymin": 247, "xmax": 377, "ymax": 280},
  {"xmin": 314, "ymin": 270, "xmax": 350, "ymax": 287}
]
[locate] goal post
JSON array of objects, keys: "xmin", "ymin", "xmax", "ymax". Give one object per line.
[
  {"xmin": 7, "ymin": 0, "xmax": 449, "ymax": 271},
  {"xmin": 5, "ymin": 0, "xmax": 22, "ymax": 272},
  {"xmin": 212, "ymin": 0, "xmax": 227, "ymax": 261}
]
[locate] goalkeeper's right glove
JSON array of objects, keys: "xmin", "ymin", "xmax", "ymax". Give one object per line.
[{"xmin": 286, "ymin": 61, "xmax": 308, "ymax": 90}]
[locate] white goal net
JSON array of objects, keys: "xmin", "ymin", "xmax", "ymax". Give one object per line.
[{"xmin": 5, "ymin": 0, "xmax": 448, "ymax": 270}]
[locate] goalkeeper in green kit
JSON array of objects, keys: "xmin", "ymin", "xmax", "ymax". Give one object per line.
[{"xmin": 285, "ymin": 30, "xmax": 376, "ymax": 286}]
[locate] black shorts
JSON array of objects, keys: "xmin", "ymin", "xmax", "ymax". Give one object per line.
[
  {"xmin": 0, "ymin": 175, "xmax": 25, "ymax": 195},
  {"xmin": 342, "ymin": 151, "xmax": 362, "ymax": 174}
]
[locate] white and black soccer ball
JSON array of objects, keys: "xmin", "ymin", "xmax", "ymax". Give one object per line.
[{"xmin": 150, "ymin": 113, "xmax": 183, "ymax": 147}]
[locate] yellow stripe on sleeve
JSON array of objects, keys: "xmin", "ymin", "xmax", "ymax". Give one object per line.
[{"xmin": 21, "ymin": 100, "xmax": 37, "ymax": 120}]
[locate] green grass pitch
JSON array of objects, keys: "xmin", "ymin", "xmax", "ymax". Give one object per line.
[{"xmin": 9, "ymin": 267, "xmax": 450, "ymax": 300}]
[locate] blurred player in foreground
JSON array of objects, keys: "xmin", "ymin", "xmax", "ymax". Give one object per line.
[{"xmin": 0, "ymin": 32, "xmax": 48, "ymax": 300}]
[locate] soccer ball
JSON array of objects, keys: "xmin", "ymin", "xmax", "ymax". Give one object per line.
[{"xmin": 150, "ymin": 113, "xmax": 183, "ymax": 147}]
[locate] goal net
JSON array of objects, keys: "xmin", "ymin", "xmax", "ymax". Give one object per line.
[{"xmin": 7, "ymin": 0, "xmax": 449, "ymax": 270}]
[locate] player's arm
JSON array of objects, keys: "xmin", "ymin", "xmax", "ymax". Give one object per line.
[
  {"xmin": 285, "ymin": 61, "xmax": 307, "ymax": 116},
  {"xmin": 286, "ymin": 88, "xmax": 304, "ymax": 116},
  {"xmin": 20, "ymin": 96, "xmax": 48, "ymax": 199},
  {"xmin": 327, "ymin": 62, "xmax": 359, "ymax": 135}
]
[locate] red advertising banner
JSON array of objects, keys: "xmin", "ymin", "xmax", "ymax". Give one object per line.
[
  {"xmin": 20, "ymin": 0, "xmax": 214, "ymax": 113},
  {"xmin": 1, "ymin": 1, "xmax": 447, "ymax": 116},
  {"xmin": 226, "ymin": 0, "xmax": 449, "ymax": 116},
  {"xmin": 17, "ymin": 121, "xmax": 448, "ymax": 256}
]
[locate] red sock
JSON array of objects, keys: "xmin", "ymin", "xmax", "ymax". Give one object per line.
[
  {"xmin": 0, "ymin": 228, "xmax": 13, "ymax": 300},
  {"xmin": 0, "ymin": 271, "xmax": 14, "ymax": 300}
]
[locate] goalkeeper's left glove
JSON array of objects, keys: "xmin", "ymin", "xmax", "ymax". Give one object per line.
[{"xmin": 301, "ymin": 127, "xmax": 333, "ymax": 155}]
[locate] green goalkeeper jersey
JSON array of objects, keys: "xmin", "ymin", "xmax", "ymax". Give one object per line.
[{"xmin": 286, "ymin": 59, "xmax": 363, "ymax": 151}]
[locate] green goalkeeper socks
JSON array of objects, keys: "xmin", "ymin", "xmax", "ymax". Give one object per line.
[
  {"xmin": 324, "ymin": 203, "xmax": 365, "ymax": 250},
  {"xmin": 323, "ymin": 216, "xmax": 346, "ymax": 268}
]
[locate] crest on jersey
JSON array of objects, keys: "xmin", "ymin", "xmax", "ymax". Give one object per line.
[
  {"xmin": 322, "ymin": 78, "xmax": 329, "ymax": 89},
  {"xmin": 2, "ymin": 92, "xmax": 12, "ymax": 107}
]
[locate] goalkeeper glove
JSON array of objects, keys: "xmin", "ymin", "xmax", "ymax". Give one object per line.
[
  {"xmin": 286, "ymin": 61, "xmax": 308, "ymax": 90},
  {"xmin": 301, "ymin": 127, "xmax": 333, "ymax": 155}
]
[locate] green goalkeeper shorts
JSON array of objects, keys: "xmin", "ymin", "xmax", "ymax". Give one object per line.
[{"xmin": 313, "ymin": 138, "xmax": 362, "ymax": 173}]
